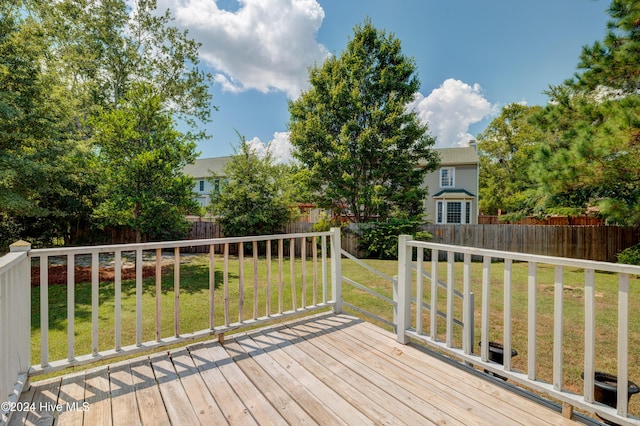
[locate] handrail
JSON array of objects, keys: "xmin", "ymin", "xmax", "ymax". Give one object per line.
[
  {"xmin": 29, "ymin": 231, "xmax": 334, "ymax": 257},
  {"xmin": 396, "ymin": 238, "xmax": 640, "ymax": 425},
  {"xmin": 411, "ymin": 241, "xmax": 640, "ymax": 275}
]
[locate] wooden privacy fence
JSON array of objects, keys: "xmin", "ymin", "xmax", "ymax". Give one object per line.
[
  {"xmin": 186, "ymin": 222, "xmax": 639, "ymax": 261},
  {"xmin": 478, "ymin": 215, "xmax": 605, "ymax": 225},
  {"xmin": 185, "ymin": 222, "xmax": 315, "ymax": 256},
  {"xmin": 423, "ymin": 224, "xmax": 640, "ymax": 262}
]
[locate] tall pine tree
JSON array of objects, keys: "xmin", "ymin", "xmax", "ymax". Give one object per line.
[{"xmin": 530, "ymin": 0, "xmax": 640, "ymax": 225}]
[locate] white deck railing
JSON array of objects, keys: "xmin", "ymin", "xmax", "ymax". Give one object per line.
[
  {"xmin": 4, "ymin": 228, "xmax": 640, "ymax": 424},
  {"xmin": 0, "ymin": 229, "xmax": 342, "ymax": 405},
  {"xmin": 396, "ymin": 236, "xmax": 640, "ymax": 425}
]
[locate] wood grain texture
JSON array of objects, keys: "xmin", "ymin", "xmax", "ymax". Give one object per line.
[{"xmin": 14, "ymin": 313, "xmax": 578, "ymax": 426}]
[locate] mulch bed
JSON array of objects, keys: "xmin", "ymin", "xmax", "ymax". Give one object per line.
[{"xmin": 31, "ymin": 265, "xmax": 161, "ymax": 286}]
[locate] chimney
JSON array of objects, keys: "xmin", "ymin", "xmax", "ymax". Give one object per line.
[{"xmin": 468, "ymin": 139, "xmax": 477, "ymax": 152}]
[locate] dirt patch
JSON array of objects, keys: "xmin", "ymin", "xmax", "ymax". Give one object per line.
[
  {"xmin": 540, "ymin": 284, "xmax": 603, "ymax": 298},
  {"xmin": 31, "ymin": 265, "xmax": 163, "ymax": 286}
]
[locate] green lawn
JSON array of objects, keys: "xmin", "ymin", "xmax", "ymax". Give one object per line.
[{"xmin": 31, "ymin": 254, "xmax": 640, "ymax": 415}]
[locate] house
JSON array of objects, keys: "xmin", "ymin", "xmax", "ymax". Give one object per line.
[
  {"xmin": 184, "ymin": 142, "xmax": 480, "ymax": 225},
  {"xmin": 182, "ymin": 156, "xmax": 230, "ymax": 207},
  {"xmin": 422, "ymin": 142, "xmax": 479, "ymax": 224}
]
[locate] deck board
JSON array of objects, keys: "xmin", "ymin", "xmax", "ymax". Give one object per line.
[
  {"xmin": 83, "ymin": 369, "xmax": 111, "ymax": 426},
  {"xmin": 55, "ymin": 373, "xmax": 85, "ymax": 426},
  {"xmin": 353, "ymin": 318, "xmax": 570, "ymax": 425},
  {"xmin": 10, "ymin": 313, "xmax": 579, "ymax": 426},
  {"xmin": 269, "ymin": 321, "xmax": 438, "ymax": 425},
  {"xmin": 129, "ymin": 359, "xmax": 171, "ymax": 426},
  {"xmin": 188, "ymin": 343, "xmax": 257, "ymax": 426},
  {"xmin": 233, "ymin": 334, "xmax": 347, "ymax": 425},
  {"xmin": 223, "ymin": 339, "xmax": 317, "ymax": 425},
  {"xmin": 170, "ymin": 349, "xmax": 227, "ymax": 425},
  {"xmin": 149, "ymin": 353, "xmax": 201, "ymax": 426},
  {"xmin": 108, "ymin": 364, "xmax": 141, "ymax": 426}
]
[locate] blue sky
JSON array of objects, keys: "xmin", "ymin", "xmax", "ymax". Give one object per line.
[{"xmin": 157, "ymin": 0, "xmax": 611, "ymax": 160}]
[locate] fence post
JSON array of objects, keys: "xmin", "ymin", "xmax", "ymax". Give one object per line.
[
  {"xmin": 396, "ymin": 235, "xmax": 412, "ymax": 344},
  {"xmin": 330, "ymin": 227, "xmax": 342, "ymax": 314}
]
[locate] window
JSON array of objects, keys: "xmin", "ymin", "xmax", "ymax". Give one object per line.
[
  {"xmin": 436, "ymin": 200, "xmax": 472, "ymax": 224},
  {"xmin": 213, "ymin": 179, "xmax": 220, "ymax": 195},
  {"xmin": 446, "ymin": 202, "xmax": 462, "ymax": 223},
  {"xmin": 465, "ymin": 201, "xmax": 471, "ymax": 224},
  {"xmin": 199, "ymin": 180, "xmax": 205, "ymax": 192},
  {"xmin": 440, "ymin": 167, "xmax": 455, "ymax": 188}
]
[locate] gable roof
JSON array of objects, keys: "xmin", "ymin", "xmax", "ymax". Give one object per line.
[
  {"xmin": 183, "ymin": 156, "xmax": 232, "ymax": 179},
  {"xmin": 435, "ymin": 147, "xmax": 478, "ymax": 166}
]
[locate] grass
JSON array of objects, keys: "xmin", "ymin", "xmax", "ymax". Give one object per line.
[{"xmin": 30, "ymin": 254, "xmax": 640, "ymax": 416}]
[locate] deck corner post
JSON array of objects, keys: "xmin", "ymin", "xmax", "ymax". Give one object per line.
[
  {"xmin": 330, "ymin": 227, "xmax": 342, "ymax": 314},
  {"xmin": 396, "ymin": 234, "xmax": 412, "ymax": 344},
  {"xmin": 9, "ymin": 240, "xmax": 31, "ymax": 253},
  {"xmin": 9, "ymin": 240, "xmax": 32, "ymax": 377}
]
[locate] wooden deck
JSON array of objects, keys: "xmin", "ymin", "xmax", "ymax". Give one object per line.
[{"xmin": 9, "ymin": 313, "xmax": 578, "ymax": 426}]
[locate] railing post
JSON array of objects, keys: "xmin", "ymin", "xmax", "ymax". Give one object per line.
[
  {"xmin": 9, "ymin": 240, "xmax": 31, "ymax": 376},
  {"xmin": 330, "ymin": 227, "xmax": 342, "ymax": 314},
  {"xmin": 2, "ymin": 240, "xmax": 31, "ymax": 424},
  {"xmin": 396, "ymin": 235, "xmax": 412, "ymax": 344}
]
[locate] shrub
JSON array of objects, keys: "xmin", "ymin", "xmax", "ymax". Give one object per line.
[
  {"xmin": 358, "ymin": 218, "xmax": 431, "ymax": 260},
  {"xmin": 617, "ymin": 243, "xmax": 640, "ymax": 265},
  {"xmin": 312, "ymin": 212, "xmax": 342, "ymax": 232}
]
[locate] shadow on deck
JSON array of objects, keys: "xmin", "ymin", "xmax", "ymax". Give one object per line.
[{"xmin": 9, "ymin": 313, "xmax": 579, "ymax": 426}]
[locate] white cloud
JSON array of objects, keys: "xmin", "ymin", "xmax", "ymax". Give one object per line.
[
  {"xmin": 244, "ymin": 131, "xmax": 294, "ymax": 163},
  {"xmin": 267, "ymin": 131, "xmax": 294, "ymax": 163},
  {"xmin": 409, "ymin": 79, "xmax": 497, "ymax": 147},
  {"xmin": 157, "ymin": 0, "xmax": 329, "ymax": 98},
  {"xmin": 244, "ymin": 136, "xmax": 268, "ymax": 158}
]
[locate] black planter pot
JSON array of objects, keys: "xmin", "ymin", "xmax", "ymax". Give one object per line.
[
  {"xmin": 581, "ymin": 371, "xmax": 640, "ymax": 409},
  {"xmin": 479, "ymin": 341, "xmax": 518, "ymax": 380}
]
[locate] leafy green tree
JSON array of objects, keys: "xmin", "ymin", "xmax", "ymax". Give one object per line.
[
  {"xmin": 1, "ymin": 0, "xmax": 213, "ymax": 247},
  {"xmin": 288, "ymin": 19, "xmax": 439, "ymax": 223},
  {"xmin": 36, "ymin": 0, "xmax": 213, "ymax": 241},
  {"xmin": 37, "ymin": 0, "xmax": 213, "ymax": 129},
  {"xmin": 477, "ymin": 104, "xmax": 544, "ymax": 216},
  {"xmin": 1, "ymin": 3, "xmax": 56, "ymax": 216},
  {"xmin": 208, "ymin": 140, "xmax": 294, "ymax": 237},
  {"xmin": 92, "ymin": 84, "xmax": 198, "ymax": 242},
  {"xmin": 0, "ymin": 1, "xmax": 91, "ymax": 248}
]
